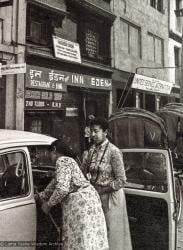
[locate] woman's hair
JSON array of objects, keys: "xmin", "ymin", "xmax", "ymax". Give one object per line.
[
  {"xmin": 90, "ymin": 117, "xmax": 109, "ymax": 131},
  {"xmin": 50, "ymin": 140, "xmax": 77, "ymax": 159}
]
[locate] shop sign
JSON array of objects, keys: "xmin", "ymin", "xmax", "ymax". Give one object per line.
[
  {"xmin": 0, "ymin": 63, "xmax": 26, "ymax": 76},
  {"xmin": 25, "ymin": 89, "xmax": 63, "ymax": 110},
  {"xmin": 66, "ymin": 107, "xmax": 78, "ymax": 117},
  {"xmin": 131, "ymin": 74, "xmax": 173, "ymax": 95},
  {"xmin": 69, "ymin": 74, "xmax": 112, "ymax": 90},
  {"xmin": 26, "ymin": 65, "xmax": 67, "ymax": 92},
  {"xmin": 26, "ymin": 65, "xmax": 112, "ymax": 91},
  {"xmin": 53, "ymin": 36, "xmax": 81, "ymax": 64}
]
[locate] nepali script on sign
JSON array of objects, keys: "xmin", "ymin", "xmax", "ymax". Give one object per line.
[{"xmin": 131, "ymin": 74, "xmax": 173, "ymax": 95}]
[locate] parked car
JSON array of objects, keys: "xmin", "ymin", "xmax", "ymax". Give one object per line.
[
  {"xmin": 0, "ymin": 129, "xmax": 58, "ymax": 249},
  {"xmin": 109, "ymin": 107, "xmax": 180, "ymax": 250}
]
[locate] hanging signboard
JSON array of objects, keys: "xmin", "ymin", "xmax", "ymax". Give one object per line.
[
  {"xmin": 52, "ymin": 36, "xmax": 81, "ymax": 64},
  {"xmin": 0, "ymin": 0, "xmax": 13, "ymax": 7},
  {"xmin": 131, "ymin": 74, "xmax": 173, "ymax": 95},
  {"xmin": 26, "ymin": 65, "xmax": 112, "ymax": 91}
]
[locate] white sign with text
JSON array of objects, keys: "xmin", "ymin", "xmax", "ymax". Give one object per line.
[
  {"xmin": 0, "ymin": 63, "xmax": 26, "ymax": 75},
  {"xmin": 53, "ymin": 36, "xmax": 81, "ymax": 64},
  {"xmin": 131, "ymin": 74, "xmax": 173, "ymax": 95}
]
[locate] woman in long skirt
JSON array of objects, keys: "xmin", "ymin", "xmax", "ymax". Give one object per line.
[{"xmin": 37, "ymin": 140, "xmax": 108, "ymax": 250}]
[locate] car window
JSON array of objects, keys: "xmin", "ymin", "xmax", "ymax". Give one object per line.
[
  {"xmin": 123, "ymin": 152, "xmax": 167, "ymax": 193},
  {"xmin": 0, "ymin": 151, "xmax": 29, "ymax": 199},
  {"xmin": 29, "ymin": 146, "xmax": 54, "ymax": 167},
  {"xmin": 28, "ymin": 146, "xmax": 55, "ymax": 191}
]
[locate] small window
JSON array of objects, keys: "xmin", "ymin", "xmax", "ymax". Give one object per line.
[
  {"xmin": 26, "ymin": 4, "xmax": 54, "ymax": 46},
  {"xmin": 157, "ymin": 0, "xmax": 163, "ymax": 12},
  {"xmin": 124, "ymin": 152, "xmax": 167, "ymax": 193},
  {"xmin": 150, "ymin": 0, "xmax": 164, "ymax": 13},
  {"xmin": 78, "ymin": 16, "xmax": 111, "ymax": 65},
  {"xmin": 30, "ymin": 21, "xmax": 42, "ymax": 44},
  {"xmin": 147, "ymin": 33, "xmax": 164, "ymax": 65},
  {"xmin": 176, "ymin": 0, "xmax": 181, "ymax": 10},
  {"xmin": 0, "ymin": 151, "xmax": 29, "ymax": 199},
  {"xmin": 120, "ymin": 19, "xmax": 141, "ymax": 58},
  {"xmin": 30, "ymin": 119, "xmax": 42, "ymax": 133},
  {"xmin": 150, "ymin": 0, "xmax": 156, "ymax": 8}
]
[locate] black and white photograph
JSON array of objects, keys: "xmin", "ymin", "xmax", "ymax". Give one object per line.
[{"xmin": 0, "ymin": 0, "xmax": 182, "ymax": 249}]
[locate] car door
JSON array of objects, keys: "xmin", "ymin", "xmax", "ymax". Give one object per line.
[
  {"xmin": 122, "ymin": 148, "xmax": 176, "ymax": 250},
  {"xmin": 0, "ymin": 147, "xmax": 36, "ymax": 249}
]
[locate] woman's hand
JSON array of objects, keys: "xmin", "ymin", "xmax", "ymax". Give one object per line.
[
  {"xmin": 41, "ymin": 202, "xmax": 51, "ymax": 214},
  {"xmin": 34, "ymin": 193, "xmax": 40, "ymax": 202}
]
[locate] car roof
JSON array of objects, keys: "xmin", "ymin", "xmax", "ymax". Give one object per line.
[{"xmin": 0, "ymin": 129, "xmax": 56, "ymax": 149}]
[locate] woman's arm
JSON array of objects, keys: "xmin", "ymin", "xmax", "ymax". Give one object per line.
[
  {"xmin": 47, "ymin": 158, "xmax": 72, "ymax": 207},
  {"xmin": 110, "ymin": 148, "xmax": 126, "ymax": 191},
  {"xmin": 39, "ymin": 178, "xmax": 56, "ymax": 201}
]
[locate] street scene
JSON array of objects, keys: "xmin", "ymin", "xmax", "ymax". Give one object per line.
[{"xmin": 0, "ymin": 0, "xmax": 183, "ymax": 249}]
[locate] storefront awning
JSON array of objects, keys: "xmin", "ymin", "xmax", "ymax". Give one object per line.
[
  {"xmin": 68, "ymin": 0, "xmax": 116, "ymax": 23},
  {"xmin": 28, "ymin": 0, "xmax": 68, "ymax": 16}
]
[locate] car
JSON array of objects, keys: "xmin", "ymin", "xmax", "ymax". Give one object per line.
[{"xmin": 0, "ymin": 129, "xmax": 58, "ymax": 249}]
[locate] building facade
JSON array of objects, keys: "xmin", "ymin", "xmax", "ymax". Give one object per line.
[
  {"xmin": 0, "ymin": 0, "xmax": 26, "ymax": 130},
  {"xmin": 23, "ymin": 0, "xmax": 115, "ymax": 155},
  {"xmin": 168, "ymin": 0, "xmax": 182, "ymax": 101},
  {"xmin": 0, "ymin": 0, "xmax": 182, "ymax": 154},
  {"xmin": 111, "ymin": 0, "xmax": 179, "ymax": 113}
]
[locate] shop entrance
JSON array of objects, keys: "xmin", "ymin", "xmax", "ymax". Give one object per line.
[
  {"xmin": 139, "ymin": 93, "xmax": 156, "ymax": 112},
  {"xmin": 25, "ymin": 111, "xmax": 82, "ymax": 156}
]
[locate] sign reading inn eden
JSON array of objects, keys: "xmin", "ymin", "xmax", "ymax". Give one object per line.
[
  {"xmin": 25, "ymin": 65, "xmax": 112, "ymax": 110},
  {"xmin": 26, "ymin": 65, "xmax": 112, "ymax": 91}
]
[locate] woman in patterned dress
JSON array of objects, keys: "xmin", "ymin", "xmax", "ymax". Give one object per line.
[{"xmin": 37, "ymin": 140, "xmax": 108, "ymax": 250}]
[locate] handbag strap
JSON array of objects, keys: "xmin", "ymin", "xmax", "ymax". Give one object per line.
[{"xmin": 88, "ymin": 142, "xmax": 109, "ymax": 184}]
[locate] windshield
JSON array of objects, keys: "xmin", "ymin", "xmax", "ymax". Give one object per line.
[{"xmin": 123, "ymin": 151, "xmax": 167, "ymax": 193}]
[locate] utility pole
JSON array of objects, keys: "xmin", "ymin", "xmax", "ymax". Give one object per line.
[{"xmin": 175, "ymin": 8, "xmax": 183, "ymax": 102}]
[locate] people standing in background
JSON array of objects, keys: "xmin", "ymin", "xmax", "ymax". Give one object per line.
[
  {"xmin": 84, "ymin": 114, "xmax": 95, "ymax": 151},
  {"xmin": 82, "ymin": 114, "xmax": 95, "ymax": 164},
  {"xmin": 82, "ymin": 117, "xmax": 132, "ymax": 250},
  {"xmin": 35, "ymin": 140, "xmax": 109, "ymax": 250}
]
